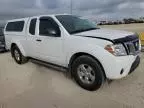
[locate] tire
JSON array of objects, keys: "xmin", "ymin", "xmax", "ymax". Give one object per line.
[
  {"xmin": 71, "ymin": 55, "xmax": 105, "ymax": 91},
  {"xmin": 11, "ymin": 45, "xmax": 28, "ymax": 64}
]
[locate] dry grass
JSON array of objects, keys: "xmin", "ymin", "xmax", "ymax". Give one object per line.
[{"xmin": 99, "ymin": 23, "xmax": 144, "ymax": 33}]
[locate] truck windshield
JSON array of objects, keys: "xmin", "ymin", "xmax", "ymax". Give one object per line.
[{"xmin": 56, "ymin": 15, "xmax": 98, "ymax": 34}]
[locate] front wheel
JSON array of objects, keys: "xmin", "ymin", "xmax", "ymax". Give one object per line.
[
  {"xmin": 11, "ymin": 45, "xmax": 28, "ymax": 64},
  {"xmin": 72, "ymin": 55, "xmax": 105, "ymax": 91}
]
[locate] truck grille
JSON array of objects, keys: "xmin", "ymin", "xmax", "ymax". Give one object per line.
[
  {"xmin": 124, "ymin": 39, "xmax": 139, "ymax": 55},
  {"xmin": 113, "ymin": 34, "xmax": 140, "ymax": 55}
]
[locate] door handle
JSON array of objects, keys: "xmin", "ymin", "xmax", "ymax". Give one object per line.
[{"xmin": 36, "ymin": 39, "xmax": 42, "ymax": 42}]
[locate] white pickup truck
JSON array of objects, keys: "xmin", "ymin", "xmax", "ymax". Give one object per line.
[{"xmin": 4, "ymin": 14, "xmax": 141, "ymax": 91}]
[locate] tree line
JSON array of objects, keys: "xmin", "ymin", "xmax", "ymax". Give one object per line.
[{"xmin": 98, "ymin": 17, "xmax": 144, "ymax": 25}]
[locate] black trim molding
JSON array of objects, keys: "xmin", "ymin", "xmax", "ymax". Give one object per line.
[{"xmin": 75, "ymin": 35, "xmax": 114, "ymax": 43}]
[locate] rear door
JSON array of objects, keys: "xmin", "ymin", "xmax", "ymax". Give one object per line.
[{"xmin": 26, "ymin": 17, "xmax": 39, "ymax": 57}]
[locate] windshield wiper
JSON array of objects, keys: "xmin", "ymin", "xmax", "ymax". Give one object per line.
[{"xmin": 70, "ymin": 28, "xmax": 99, "ymax": 34}]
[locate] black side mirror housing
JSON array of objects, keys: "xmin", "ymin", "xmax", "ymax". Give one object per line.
[{"xmin": 46, "ymin": 27, "xmax": 61, "ymax": 37}]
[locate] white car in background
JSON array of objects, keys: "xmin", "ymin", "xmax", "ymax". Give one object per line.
[
  {"xmin": 0, "ymin": 27, "xmax": 6, "ymax": 52},
  {"xmin": 4, "ymin": 14, "xmax": 141, "ymax": 91}
]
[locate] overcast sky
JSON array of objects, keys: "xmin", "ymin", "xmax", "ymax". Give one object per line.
[{"xmin": 0, "ymin": 0, "xmax": 144, "ymax": 25}]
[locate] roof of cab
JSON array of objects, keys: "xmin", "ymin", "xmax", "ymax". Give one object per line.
[
  {"xmin": 7, "ymin": 14, "xmax": 71, "ymax": 22},
  {"xmin": 7, "ymin": 17, "xmax": 29, "ymax": 22}
]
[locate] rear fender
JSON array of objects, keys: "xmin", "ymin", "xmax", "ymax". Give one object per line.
[{"xmin": 11, "ymin": 40, "xmax": 27, "ymax": 56}]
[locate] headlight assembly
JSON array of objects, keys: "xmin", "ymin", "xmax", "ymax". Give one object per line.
[{"xmin": 105, "ymin": 44, "xmax": 127, "ymax": 56}]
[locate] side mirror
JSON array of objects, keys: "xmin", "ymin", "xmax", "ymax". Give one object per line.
[{"xmin": 46, "ymin": 28, "xmax": 61, "ymax": 37}]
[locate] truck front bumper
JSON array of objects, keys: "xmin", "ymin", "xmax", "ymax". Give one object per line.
[
  {"xmin": 129, "ymin": 56, "xmax": 140, "ymax": 74},
  {"xmin": 101, "ymin": 53, "xmax": 141, "ymax": 80}
]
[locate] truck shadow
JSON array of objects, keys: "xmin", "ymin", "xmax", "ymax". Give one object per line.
[
  {"xmin": 30, "ymin": 59, "xmax": 72, "ymax": 79},
  {"xmin": 0, "ymin": 50, "xmax": 9, "ymax": 54},
  {"xmin": 30, "ymin": 59, "xmax": 116, "ymax": 88}
]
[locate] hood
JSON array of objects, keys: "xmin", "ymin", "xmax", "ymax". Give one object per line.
[{"xmin": 74, "ymin": 28, "xmax": 134, "ymax": 40}]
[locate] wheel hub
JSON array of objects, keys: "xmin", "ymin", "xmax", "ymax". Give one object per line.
[
  {"xmin": 14, "ymin": 50, "xmax": 20, "ymax": 61},
  {"xmin": 77, "ymin": 64, "xmax": 95, "ymax": 84}
]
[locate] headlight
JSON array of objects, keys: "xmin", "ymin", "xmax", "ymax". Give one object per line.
[{"xmin": 105, "ymin": 44, "xmax": 127, "ymax": 56}]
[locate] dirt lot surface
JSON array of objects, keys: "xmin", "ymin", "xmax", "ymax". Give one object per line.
[{"xmin": 0, "ymin": 24, "xmax": 144, "ymax": 108}]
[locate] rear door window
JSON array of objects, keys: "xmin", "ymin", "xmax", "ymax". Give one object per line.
[{"xmin": 6, "ymin": 21, "xmax": 24, "ymax": 32}]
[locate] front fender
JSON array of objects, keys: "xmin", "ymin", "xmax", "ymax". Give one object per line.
[
  {"xmin": 66, "ymin": 44, "xmax": 115, "ymax": 78},
  {"xmin": 67, "ymin": 44, "xmax": 112, "ymax": 65}
]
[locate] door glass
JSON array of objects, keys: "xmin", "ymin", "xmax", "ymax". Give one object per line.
[
  {"xmin": 39, "ymin": 17, "xmax": 60, "ymax": 37},
  {"xmin": 29, "ymin": 18, "xmax": 37, "ymax": 35}
]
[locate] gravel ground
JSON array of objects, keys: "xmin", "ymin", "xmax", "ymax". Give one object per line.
[
  {"xmin": 0, "ymin": 24, "xmax": 144, "ymax": 108},
  {"xmin": 0, "ymin": 52, "xmax": 144, "ymax": 108}
]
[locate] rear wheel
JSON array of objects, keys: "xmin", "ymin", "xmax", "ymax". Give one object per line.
[
  {"xmin": 11, "ymin": 45, "xmax": 28, "ymax": 64},
  {"xmin": 71, "ymin": 55, "xmax": 105, "ymax": 91}
]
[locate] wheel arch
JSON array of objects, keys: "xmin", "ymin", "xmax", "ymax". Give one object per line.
[
  {"xmin": 11, "ymin": 43, "xmax": 26, "ymax": 57},
  {"xmin": 68, "ymin": 52, "xmax": 106, "ymax": 79}
]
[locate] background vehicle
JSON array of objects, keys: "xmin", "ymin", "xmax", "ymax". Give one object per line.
[
  {"xmin": 4, "ymin": 15, "xmax": 141, "ymax": 91},
  {"xmin": 0, "ymin": 27, "xmax": 5, "ymax": 52}
]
